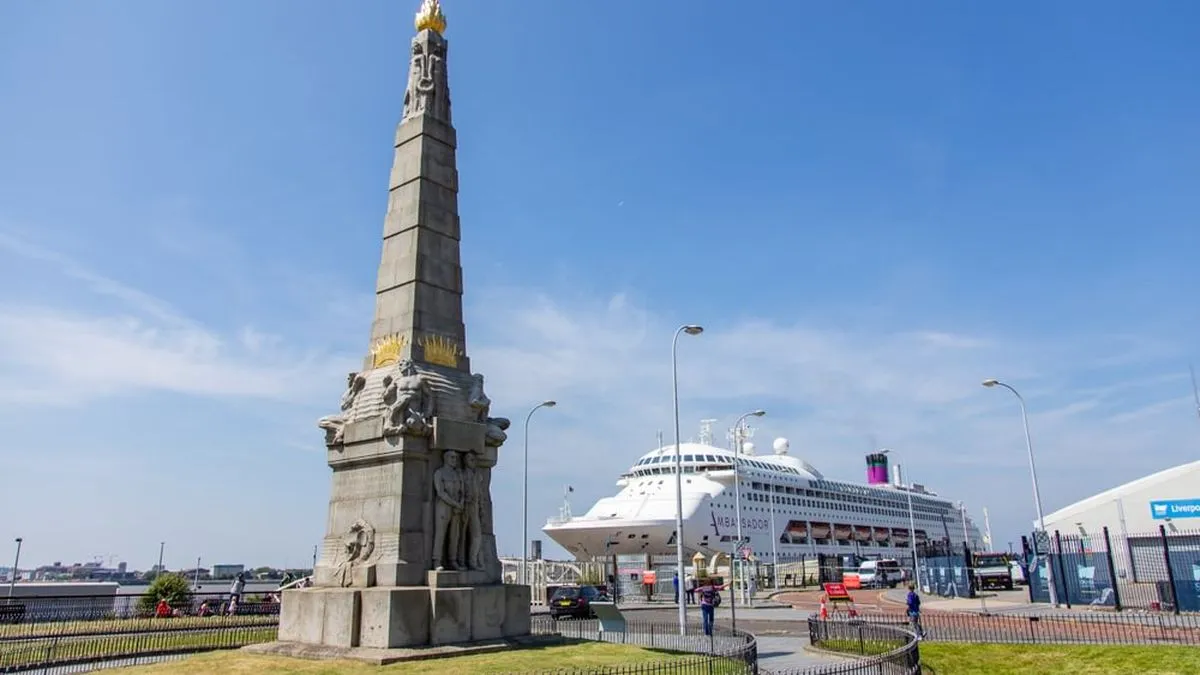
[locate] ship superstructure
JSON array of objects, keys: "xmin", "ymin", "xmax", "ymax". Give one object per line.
[{"xmin": 543, "ymin": 424, "xmax": 983, "ymax": 564}]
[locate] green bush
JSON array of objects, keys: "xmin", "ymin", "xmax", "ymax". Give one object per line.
[{"xmin": 136, "ymin": 573, "xmax": 194, "ymax": 615}]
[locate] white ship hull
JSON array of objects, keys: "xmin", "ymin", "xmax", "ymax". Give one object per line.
[{"xmin": 543, "ymin": 441, "xmax": 982, "ymax": 564}]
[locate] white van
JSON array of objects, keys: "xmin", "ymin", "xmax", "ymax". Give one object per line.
[{"xmin": 858, "ymin": 559, "xmax": 904, "ymax": 588}]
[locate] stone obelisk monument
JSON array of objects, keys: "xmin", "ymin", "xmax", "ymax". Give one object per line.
[{"xmin": 270, "ymin": 0, "xmax": 531, "ymax": 656}]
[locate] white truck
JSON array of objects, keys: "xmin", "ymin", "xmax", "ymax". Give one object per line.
[
  {"xmin": 857, "ymin": 559, "xmax": 905, "ymax": 588},
  {"xmin": 972, "ymin": 552, "xmax": 1014, "ymax": 591}
]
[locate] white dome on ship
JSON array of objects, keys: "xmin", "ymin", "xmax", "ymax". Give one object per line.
[
  {"xmin": 742, "ymin": 441, "xmax": 755, "ymax": 455},
  {"xmin": 773, "ymin": 437, "xmax": 789, "ymax": 454}
]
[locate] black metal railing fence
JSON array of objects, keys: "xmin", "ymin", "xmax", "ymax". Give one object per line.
[
  {"xmin": 793, "ymin": 618, "xmax": 920, "ymax": 675},
  {"xmin": 814, "ymin": 610, "xmax": 1200, "ymax": 646},
  {"xmin": 1, "ymin": 596, "xmax": 758, "ymax": 674}
]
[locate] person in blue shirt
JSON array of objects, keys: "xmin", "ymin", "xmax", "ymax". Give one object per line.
[{"xmin": 905, "ymin": 584, "xmax": 925, "ymax": 639}]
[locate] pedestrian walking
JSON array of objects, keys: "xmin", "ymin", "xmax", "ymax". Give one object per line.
[
  {"xmin": 685, "ymin": 573, "xmax": 696, "ymax": 604},
  {"xmin": 698, "ymin": 578, "xmax": 727, "ymax": 636},
  {"xmin": 905, "ymin": 584, "xmax": 925, "ymax": 639}
]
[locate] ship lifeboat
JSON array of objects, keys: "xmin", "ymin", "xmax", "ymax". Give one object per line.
[
  {"xmin": 833, "ymin": 524, "xmax": 853, "ymax": 541},
  {"xmin": 810, "ymin": 522, "xmax": 832, "ymax": 540},
  {"xmin": 783, "ymin": 520, "xmax": 808, "ymax": 544},
  {"xmin": 915, "ymin": 530, "xmax": 929, "ymax": 544},
  {"xmin": 853, "ymin": 526, "xmax": 873, "ymax": 543},
  {"xmin": 892, "ymin": 527, "xmax": 910, "ymax": 544},
  {"xmin": 873, "ymin": 527, "xmax": 891, "ymax": 543}
]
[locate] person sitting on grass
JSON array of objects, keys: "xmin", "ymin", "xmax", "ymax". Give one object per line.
[{"xmin": 154, "ymin": 599, "xmax": 171, "ymax": 619}]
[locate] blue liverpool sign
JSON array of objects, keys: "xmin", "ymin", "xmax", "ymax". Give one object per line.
[{"xmin": 1149, "ymin": 498, "xmax": 1200, "ymax": 519}]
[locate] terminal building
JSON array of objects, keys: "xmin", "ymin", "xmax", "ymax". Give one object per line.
[
  {"xmin": 1034, "ymin": 459, "xmax": 1200, "ymax": 611},
  {"xmin": 1041, "ymin": 459, "xmax": 1200, "ymax": 537}
]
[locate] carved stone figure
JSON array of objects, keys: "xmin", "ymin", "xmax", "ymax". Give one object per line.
[
  {"xmin": 484, "ymin": 416, "xmax": 510, "ymax": 447},
  {"xmin": 460, "ymin": 452, "xmax": 484, "ymax": 570},
  {"xmin": 383, "ymin": 360, "xmax": 435, "ymax": 437},
  {"xmin": 467, "ymin": 374, "xmax": 491, "ymax": 422},
  {"xmin": 402, "ymin": 39, "xmax": 450, "ymax": 122},
  {"xmin": 468, "ymin": 373, "xmax": 509, "ymax": 447},
  {"xmin": 318, "ymin": 372, "xmax": 367, "ymax": 445},
  {"xmin": 336, "ymin": 519, "xmax": 376, "ymax": 587},
  {"xmin": 431, "ymin": 450, "xmax": 466, "ymax": 570}
]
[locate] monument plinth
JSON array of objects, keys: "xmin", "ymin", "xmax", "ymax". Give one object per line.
[{"xmin": 258, "ymin": 0, "xmax": 533, "ymax": 658}]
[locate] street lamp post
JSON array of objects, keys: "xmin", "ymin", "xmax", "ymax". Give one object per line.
[
  {"xmin": 157, "ymin": 542, "xmax": 165, "ymax": 577},
  {"xmin": 768, "ymin": 483, "xmax": 779, "ymax": 591},
  {"xmin": 8, "ymin": 538, "xmax": 22, "ymax": 599},
  {"xmin": 522, "ymin": 400, "xmax": 558, "ymax": 586},
  {"xmin": 881, "ymin": 450, "xmax": 921, "ymax": 588},
  {"xmin": 732, "ymin": 410, "xmax": 766, "ymax": 605},
  {"xmin": 982, "ymin": 378, "xmax": 1058, "ymax": 606},
  {"xmin": 672, "ymin": 324, "xmax": 704, "ymax": 636}
]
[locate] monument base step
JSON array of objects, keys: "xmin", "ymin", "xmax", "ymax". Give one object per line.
[
  {"xmin": 277, "ymin": 583, "xmax": 533, "ymax": 649},
  {"xmin": 243, "ymin": 633, "xmax": 564, "ymax": 666}
]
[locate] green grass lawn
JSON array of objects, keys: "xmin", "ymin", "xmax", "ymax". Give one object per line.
[
  {"xmin": 919, "ymin": 643, "xmax": 1200, "ymax": 675},
  {"xmin": 104, "ymin": 642, "xmax": 724, "ymax": 674}
]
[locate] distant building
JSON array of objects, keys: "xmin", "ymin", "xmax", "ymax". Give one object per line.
[
  {"xmin": 31, "ymin": 561, "xmax": 130, "ymax": 582},
  {"xmin": 211, "ymin": 564, "xmax": 246, "ymax": 579},
  {"xmin": 1041, "ymin": 459, "xmax": 1200, "ymax": 537}
]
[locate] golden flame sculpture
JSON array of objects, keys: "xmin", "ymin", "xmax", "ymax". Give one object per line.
[{"xmin": 414, "ymin": 0, "xmax": 447, "ymax": 35}]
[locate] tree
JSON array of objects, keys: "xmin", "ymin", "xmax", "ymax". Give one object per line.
[{"xmin": 137, "ymin": 573, "xmax": 193, "ymax": 616}]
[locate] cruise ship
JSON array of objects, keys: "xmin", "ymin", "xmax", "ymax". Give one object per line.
[{"xmin": 543, "ymin": 423, "xmax": 983, "ymax": 565}]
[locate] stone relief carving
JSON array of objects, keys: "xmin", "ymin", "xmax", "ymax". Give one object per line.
[
  {"xmin": 318, "ymin": 372, "xmax": 367, "ymax": 445},
  {"xmin": 460, "ymin": 452, "xmax": 484, "ymax": 570},
  {"xmin": 383, "ymin": 359, "xmax": 436, "ymax": 437},
  {"xmin": 469, "ymin": 373, "xmax": 511, "ymax": 447},
  {"xmin": 336, "ymin": 518, "xmax": 376, "ymax": 587},
  {"xmin": 431, "ymin": 450, "xmax": 466, "ymax": 570},
  {"xmin": 402, "ymin": 38, "xmax": 450, "ymax": 122},
  {"xmin": 467, "ymin": 374, "xmax": 490, "ymax": 421}
]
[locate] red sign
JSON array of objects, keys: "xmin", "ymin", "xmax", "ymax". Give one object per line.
[
  {"xmin": 641, "ymin": 570, "xmax": 657, "ymax": 585},
  {"xmin": 823, "ymin": 582, "xmax": 851, "ymax": 600}
]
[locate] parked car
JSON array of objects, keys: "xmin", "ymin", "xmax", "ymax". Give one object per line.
[
  {"xmin": 857, "ymin": 559, "xmax": 904, "ymax": 588},
  {"xmin": 549, "ymin": 585, "xmax": 608, "ymax": 619}
]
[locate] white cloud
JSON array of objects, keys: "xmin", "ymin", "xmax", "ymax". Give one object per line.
[
  {"xmin": 0, "ymin": 231, "xmax": 354, "ymax": 405},
  {"xmin": 0, "ymin": 308, "xmax": 349, "ymax": 403}
]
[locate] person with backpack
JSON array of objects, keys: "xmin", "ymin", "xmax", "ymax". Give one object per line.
[
  {"xmin": 697, "ymin": 578, "xmax": 727, "ymax": 636},
  {"xmin": 906, "ymin": 584, "xmax": 925, "ymax": 639}
]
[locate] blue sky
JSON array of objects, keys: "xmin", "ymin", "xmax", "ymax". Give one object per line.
[{"xmin": 1, "ymin": 0, "xmax": 1198, "ymax": 571}]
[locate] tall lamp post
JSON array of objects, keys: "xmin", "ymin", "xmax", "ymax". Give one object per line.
[
  {"xmin": 732, "ymin": 409, "xmax": 766, "ymax": 605},
  {"xmin": 8, "ymin": 538, "xmax": 22, "ymax": 599},
  {"xmin": 157, "ymin": 542, "xmax": 165, "ymax": 577},
  {"xmin": 982, "ymin": 378, "xmax": 1057, "ymax": 606},
  {"xmin": 521, "ymin": 400, "xmax": 558, "ymax": 586},
  {"xmin": 880, "ymin": 450, "xmax": 920, "ymax": 589},
  {"xmin": 672, "ymin": 323, "xmax": 704, "ymax": 636}
]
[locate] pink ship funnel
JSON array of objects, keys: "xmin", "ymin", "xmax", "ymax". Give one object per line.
[{"xmin": 866, "ymin": 452, "xmax": 890, "ymax": 485}]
